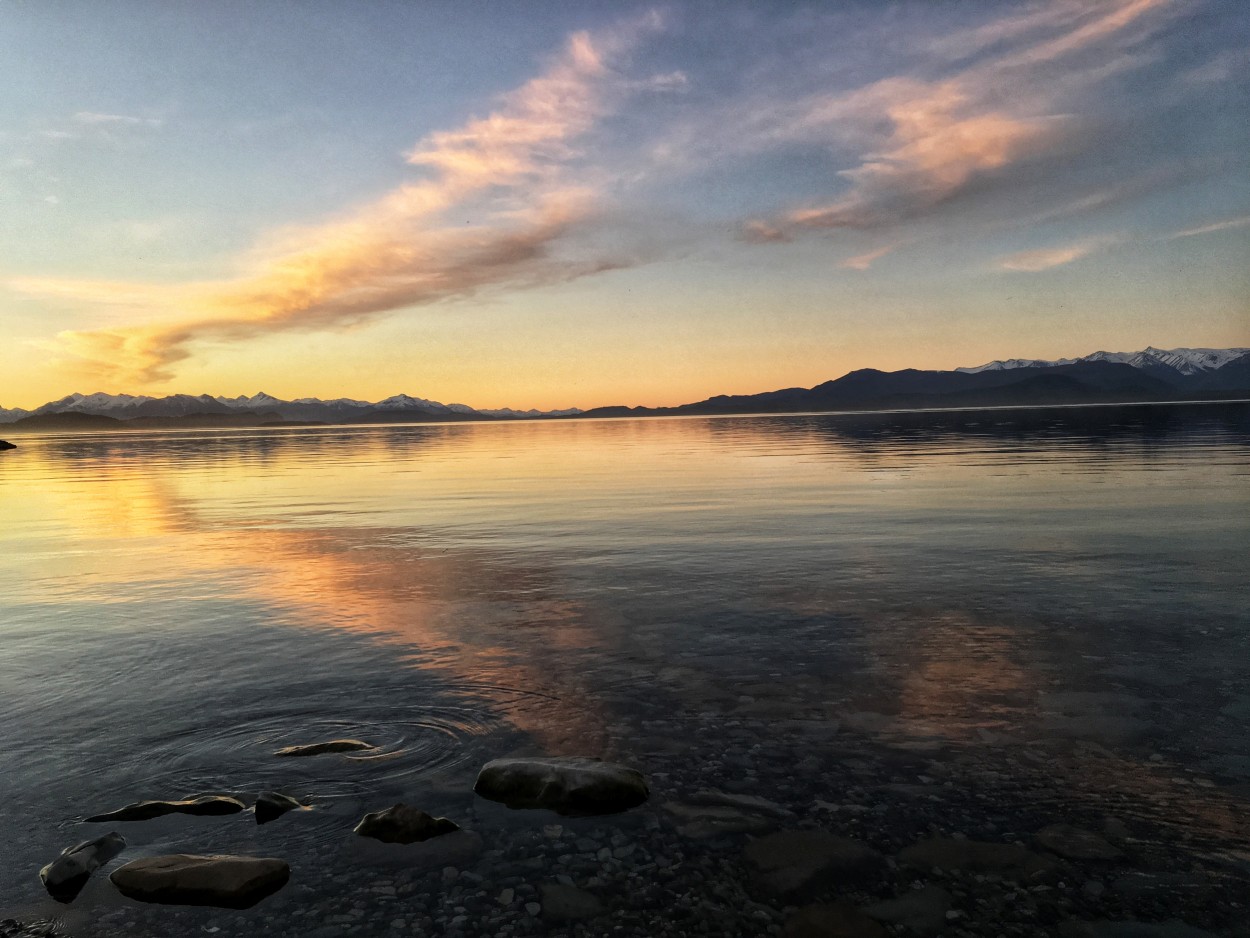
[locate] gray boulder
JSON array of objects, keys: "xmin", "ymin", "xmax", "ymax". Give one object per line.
[
  {"xmin": 86, "ymin": 795, "xmax": 246, "ymax": 822},
  {"xmin": 273, "ymin": 739, "xmax": 374, "ymax": 757},
  {"xmin": 110, "ymin": 854, "xmax": 289, "ymax": 908},
  {"xmin": 474, "ymin": 757, "xmax": 648, "ymax": 816},
  {"xmin": 353, "ymin": 804, "xmax": 459, "ymax": 844},
  {"xmin": 39, "ymin": 832, "xmax": 126, "ymax": 903}
]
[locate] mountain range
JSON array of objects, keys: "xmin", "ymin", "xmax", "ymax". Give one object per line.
[{"xmin": 2, "ymin": 346, "xmax": 1247, "ymax": 430}]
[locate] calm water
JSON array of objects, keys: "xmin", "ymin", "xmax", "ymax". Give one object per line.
[{"xmin": 1, "ymin": 403, "xmax": 1248, "ymax": 932}]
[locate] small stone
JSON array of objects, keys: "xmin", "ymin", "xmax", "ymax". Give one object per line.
[
  {"xmin": 40, "ymin": 832, "xmax": 127, "ymax": 903},
  {"xmin": 353, "ymin": 804, "xmax": 459, "ymax": 844},
  {"xmin": 525, "ymin": 902, "xmax": 541, "ymax": 916},
  {"xmin": 274, "ymin": 739, "xmax": 374, "ymax": 757},
  {"xmin": 254, "ymin": 791, "xmax": 306, "ymax": 825}
]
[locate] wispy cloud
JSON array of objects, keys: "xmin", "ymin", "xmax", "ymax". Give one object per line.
[
  {"xmin": 999, "ymin": 238, "xmax": 1110, "ymax": 271},
  {"xmin": 16, "ymin": 14, "xmax": 668, "ymax": 385},
  {"xmin": 73, "ymin": 111, "xmax": 161, "ymax": 127},
  {"xmin": 741, "ymin": 0, "xmax": 1179, "ymax": 243},
  {"xmin": 840, "ymin": 243, "xmax": 899, "ymax": 270},
  {"xmin": 1166, "ymin": 215, "xmax": 1250, "ymax": 239}
]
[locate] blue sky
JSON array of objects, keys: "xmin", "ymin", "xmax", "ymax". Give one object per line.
[{"xmin": 1, "ymin": 0, "xmax": 1247, "ymax": 409}]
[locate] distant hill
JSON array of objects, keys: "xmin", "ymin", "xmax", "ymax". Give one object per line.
[{"xmin": 2, "ymin": 345, "xmax": 1247, "ymax": 430}]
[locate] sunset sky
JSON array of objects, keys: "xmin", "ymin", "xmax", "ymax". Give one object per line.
[{"xmin": 2, "ymin": 0, "xmax": 1247, "ymax": 411}]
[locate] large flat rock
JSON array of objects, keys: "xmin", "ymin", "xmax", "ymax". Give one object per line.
[
  {"xmin": 110, "ymin": 854, "xmax": 289, "ymax": 908},
  {"xmin": 743, "ymin": 831, "xmax": 883, "ymax": 900},
  {"xmin": 474, "ymin": 757, "xmax": 648, "ymax": 816}
]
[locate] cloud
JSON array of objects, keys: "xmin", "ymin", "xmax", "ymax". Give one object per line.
[
  {"xmin": 741, "ymin": 0, "xmax": 1179, "ymax": 242},
  {"xmin": 840, "ymin": 243, "xmax": 899, "ymax": 270},
  {"xmin": 999, "ymin": 239, "xmax": 1109, "ymax": 271},
  {"xmin": 1166, "ymin": 215, "xmax": 1250, "ymax": 239},
  {"xmin": 73, "ymin": 111, "xmax": 161, "ymax": 127},
  {"xmin": 17, "ymin": 14, "xmax": 666, "ymax": 385}
]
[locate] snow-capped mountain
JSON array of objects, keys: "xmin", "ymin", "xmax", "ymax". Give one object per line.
[
  {"xmin": 0, "ymin": 390, "xmax": 584, "ymax": 424},
  {"xmin": 958, "ymin": 346, "xmax": 1249, "ymax": 377}
]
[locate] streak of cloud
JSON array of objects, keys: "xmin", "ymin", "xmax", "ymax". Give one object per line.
[
  {"xmin": 743, "ymin": 0, "xmax": 1179, "ymax": 242},
  {"xmin": 999, "ymin": 239, "xmax": 1107, "ymax": 271},
  {"xmin": 840, "ymin": 243, "xmax": 899, "ymax": 270},
  {"xmin": 72, "ymin": 112, "xmax": 161, "ymax": 127},
  {"xmin": 16, "ymin": 14, "xmax": 668, "ymax": 385},
  {"xmin": 1166, "ymin": 215, "xmax": 1250, "ymax": 239}
]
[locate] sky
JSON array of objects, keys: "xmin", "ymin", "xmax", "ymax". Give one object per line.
[{"xmin": 1, "ymin": 0, "xmax": 1247, "ymax": 411}]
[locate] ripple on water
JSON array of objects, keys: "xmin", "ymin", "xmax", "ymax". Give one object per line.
[{"xmin": 65, "ymin": 699, "xmax": 508, "ymax": 852}]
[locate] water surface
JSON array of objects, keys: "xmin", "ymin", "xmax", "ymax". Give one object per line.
[{"xmin": 2, "ymin": 403, "xmax": 1248, "ymax": 934}]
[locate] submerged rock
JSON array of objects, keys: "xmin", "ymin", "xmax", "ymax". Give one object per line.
[
  {"xmin": 109, "ymin": 854, "xmax": 289, "ymax": 908},
  {"xmin": 86, "ymin": 795, "xmax": 246, "ymax": 822},
  {"xmin": 899, "ymin": 837, "xmax": 1057, "ymax": 880},
  {"xmin": 273, "ymin": 739, "xmax": 374, "ymax": 757},
  {"xmin": 39, "ymin": 832, "xmax": 126, "ymax": 903},
  {"xmin": 345, "ymin": 829, "xmax": 483, "ymax": 870},
  {"xmin": 743, "ymin": 831, "xmax": 884, "ymax": 900},
  {"xmin": 1058, "ymin": 922, "xmax": 1219, "ymax": 938},
  {"xmin": 784, "ymin": 903, "xmax": 887, "ymax": 938},
  {"xmin": 539, "ymin": 883, "xmax": 605, "ymax": 922},
  {"xmin": 353, "ymin": 804, "xmax": 459, "ymax": 844},
  {"xmin": 474, "ymin": 757, "xmax": 648, "ymax": 816},
  {"xmin": 1036, "ymin": 823, "xmax": 1122, "ymax": 860},
  {"xmin": 663, "ymin": 801, "xmax": 775, "ymax": 839},
  {"xmin": 254, "ymin": 791, "xmax": 307, "ymax": 825},
  {"xmin": 863, "ymin": 885, "xmax": 952, "ymax": 936}
]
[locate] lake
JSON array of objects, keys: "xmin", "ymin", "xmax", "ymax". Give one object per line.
[{"xmin": 1, "ymin": 403, "xmax": 1248, "ymax": 937}]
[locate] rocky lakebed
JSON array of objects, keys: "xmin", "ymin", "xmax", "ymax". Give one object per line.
[{"xmin": 6, "ymin": 687, "xmax": 1248, "ymax": 938}]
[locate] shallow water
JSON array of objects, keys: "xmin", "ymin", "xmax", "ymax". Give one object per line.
[{"xmin": 1, "ymin": 403, "xmax": 1248, "ymax": 934}]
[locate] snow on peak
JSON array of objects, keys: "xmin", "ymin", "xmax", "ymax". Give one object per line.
[{"xmin": 956, "ymin": 346, "xmax": 1249, "ymax": 376}]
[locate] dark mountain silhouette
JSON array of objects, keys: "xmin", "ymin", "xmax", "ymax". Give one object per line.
[{"xmin": 2, "ymin": 346, "xmax": 1247, "ymax": 431}]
